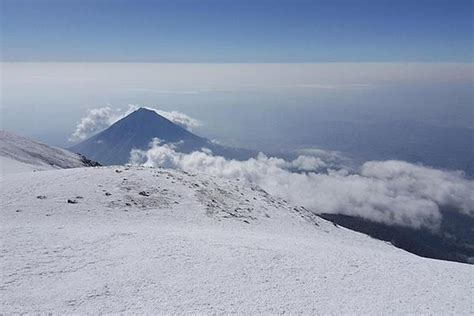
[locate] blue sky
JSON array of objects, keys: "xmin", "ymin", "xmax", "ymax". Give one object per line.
[{"xmin": 1, "ymin": 0, "xmax": 472, "ymax": 62}]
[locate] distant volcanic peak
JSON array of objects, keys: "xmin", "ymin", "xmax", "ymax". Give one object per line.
[
  {"xmin": 117, "ymin": 107, "xmax": 172, "ymax": 125},
  {"xmin": 128, "ymin": 107, "xmax": 160, "ymax": 119},
  {"xmin": 69, "ymin": 106, "xmax": 255, "ymax": 165},
  {"xmin": 69, "ymin": 106, "xmax": 203, "ymax": 165},
  {"xmin": 135, "ymin": 107, "xmax": 153, "ymax": 113},
  {"xmin": 99, "ymin": 106, "xmax": 195, "ymax": 138}
]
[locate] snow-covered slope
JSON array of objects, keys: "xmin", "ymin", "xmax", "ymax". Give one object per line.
[
  {"xmin": 0, "ymin": 130, "xmax": 98, "ymax": 174},
  {"xmin": 1, "ymin": 166, "xmax": 472, "ymax": 314}
]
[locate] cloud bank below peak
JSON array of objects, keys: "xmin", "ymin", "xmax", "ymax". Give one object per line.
[{"xmin": 130, "ymin": 140, "xmax": 474, "ymax": 230}]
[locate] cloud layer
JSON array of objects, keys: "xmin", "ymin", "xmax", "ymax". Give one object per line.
[
  {"xmin": 130, "ymin": 139, "xmax": 474, "ymax": 230},
  {"xmin": 70, "ymin": 105, "xmax": 202, "ymax": 142}
]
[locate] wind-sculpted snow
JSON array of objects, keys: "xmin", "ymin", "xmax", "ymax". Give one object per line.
[
  {"xmin": 130, "ymin": 140, "xmax": 474, "ymax": 230},
  {"xmin": 1, "ymin": 166, "xmax": 472, "ymax": 313},
  {"xmin": 0, "ymin": 130, "xmax": 97, "ymax": 174}
]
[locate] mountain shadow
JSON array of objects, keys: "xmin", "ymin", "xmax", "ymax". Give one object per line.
[{"xmin": 319, "ymin": 207, "xmax": 474, "ymax": 264}]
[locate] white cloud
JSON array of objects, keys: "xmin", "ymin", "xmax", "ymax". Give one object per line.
[
  {"xmin": 294, "ymin": 148, "xmax": 352, "ymax": 170},
  {"xmin": 69, "ymin": 105, "xmax": 202, "ymax": 142},
  {"xmin": 69, "ymin": 107, "xmax": 116, "ymax": 142},
  {"xmin": 284, "ymin": 155, "xmax": 327, "ymax": 172},
  {"xmin": 130, "ymin": 140, "xmax": 474, "ymax": 230},
  {"xmin": 156, "ymin": 109, "xmax": 201, "ymax": 131}
]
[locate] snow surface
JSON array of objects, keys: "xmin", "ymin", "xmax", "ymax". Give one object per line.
[
  {"xmin": 0, "ymin": 130, "xmax": 89, "ymax": 174},
  {"xmin": 1, "ymin": 165, "xmax": 472, "ymax": 314}
]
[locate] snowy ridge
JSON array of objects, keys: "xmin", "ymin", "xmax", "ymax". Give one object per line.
[
  {"xmin": 1, "ymin": 165, "xmax": 472, "ymax": 313},
  {"xmin": 0, "ymin": 130, "xmax": 97, "ymax": 174}
]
